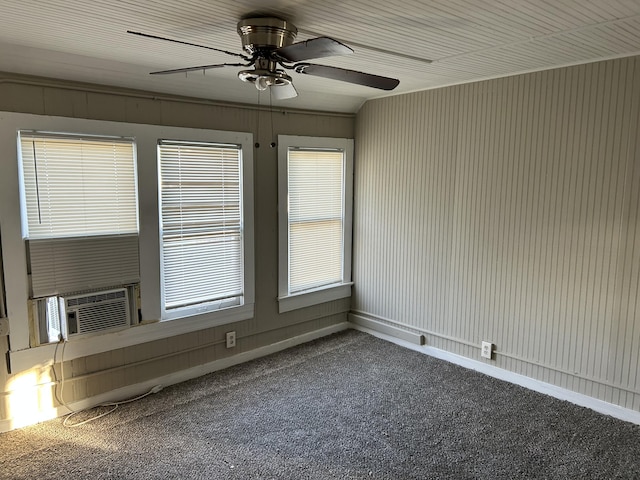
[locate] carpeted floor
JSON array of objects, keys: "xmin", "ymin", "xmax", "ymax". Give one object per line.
[{"xmin": 1, "ymin": 330, "xmax": 639, "ymax": 479}]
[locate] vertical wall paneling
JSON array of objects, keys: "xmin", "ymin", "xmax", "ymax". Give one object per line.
[{"xmin": 353, "ymin": 56, "xmax": 640, "ymax": 411}]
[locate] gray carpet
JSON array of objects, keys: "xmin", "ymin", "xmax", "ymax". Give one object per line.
[{"xmin": 1, "ymin": 330, "xmax": 640, "ymax": 479}]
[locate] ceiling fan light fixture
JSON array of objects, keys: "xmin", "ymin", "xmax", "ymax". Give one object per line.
[
  {"xmin": 256, "ymin": 76, "xmax": 270, "ymax": 91},
  {"xmin": 238, "ymin": 69, "xmax": 293, "ymax": 91}
]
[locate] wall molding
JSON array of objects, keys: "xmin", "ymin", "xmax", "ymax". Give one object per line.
[
  {"xmin": 0, "ymin": 322, "xmax": 350, "ymax": 432},
  {"xmin": 351, "ymin": 310, "xmax": 640, "ymax": 396},
  {"xmin": 350, "ymin": 315, "xmax": 640, "ymax": 426},
  {"xmin": 349, "ymin": 312, "xmax": 424, "ymax": 345}
]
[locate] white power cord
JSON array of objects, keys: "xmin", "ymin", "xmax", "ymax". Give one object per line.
[
  {"xmin": 53, "ymin": 335, "xmax": 163, "ymax": 427},
  {"xmin": 51, "ymin": 337, "xmax": 75, "ymax": 414},
  {"xmin": 63, "ymin": 385, "xmax": 163, "ymax": 428}
]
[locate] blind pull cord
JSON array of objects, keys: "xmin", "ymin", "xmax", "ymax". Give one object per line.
[{"xmin": 32, "ymin": 141, "xmax": 43, "ymax": 224}]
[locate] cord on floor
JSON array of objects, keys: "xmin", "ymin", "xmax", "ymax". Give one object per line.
[
  {"xmin": 63, "ymin": 385, "xmax": 163, "ymax": 428},
  {"xmin": 53, "ymin": 337, "xmax": 163, "ymax": 427}
]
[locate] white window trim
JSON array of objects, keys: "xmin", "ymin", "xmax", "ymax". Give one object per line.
[
  {"xmin": 0, "ymin": 112, "xmax": 254, "ymax": 372},
  {"xmin": 277, "ymin": 135, "xmax": 353, "ymax": 314}
]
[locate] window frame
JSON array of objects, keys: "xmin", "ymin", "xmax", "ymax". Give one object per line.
[
  {"xmin": 16, "ymin": 132, "xmax": 141, "ymax": 300},
  {"xmin": 277, "ymin": 135, "xmax": 353, "ymax": 313},
  {"xmin": 158, "ymin": 140, "xmax": 248, "ymax": 320}
]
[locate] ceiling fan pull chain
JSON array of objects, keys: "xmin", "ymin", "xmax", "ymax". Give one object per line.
[
  {"xmin": 255, "ymin": 90, "xmax": 261, "ymax": 149},
  {"xmin": 269, "ymin": 89, "xmax": 276, "ymax": 148}
]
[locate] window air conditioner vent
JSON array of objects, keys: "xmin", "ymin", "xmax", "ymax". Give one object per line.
[
  {"xmin": 61, "ymin": 288, "xmax": 130, "ymax": 336},
  {"xmin": 66, "ymin": 290, "xmax": 125, "ymax": 307}
]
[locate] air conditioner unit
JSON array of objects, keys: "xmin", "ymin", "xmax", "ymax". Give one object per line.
[{"xmin": 60, "ymin": 288, "xmax": 130, "ymax": 337}]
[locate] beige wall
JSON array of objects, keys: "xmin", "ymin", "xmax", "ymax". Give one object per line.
[
  {"xmin": 353, "ymin": 56, "xmax": 640, "ymax": 411},
  {"xmin": 0, "ymin": 73, "xmax": 354, "ymax": 426}
]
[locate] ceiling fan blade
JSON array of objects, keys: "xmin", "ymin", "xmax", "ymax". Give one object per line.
[
  {"xmin": 271, "ymin": 82, "xmax": 298, "ymax": 100},
  {"xmin": 294, "ymin": 64, "xmax": 399, "ymax": 91},
  {"xmin": 127, "ymin": 30, "xmax": 249, "ymax": 60},
  {"xmin": 298, "ymin": 29, "xmax": 433, "ymax": 65},
  {"xmin": 150, "ymin": 63, "xmax": 247, "ymax": 75},
  {"xmin": 274, "ymin": 37, "xmax": 353, "ymax": 62}
]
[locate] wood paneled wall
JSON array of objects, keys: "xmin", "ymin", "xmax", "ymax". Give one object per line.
[{"xmin": 353, "ymin": 56, "xmax": 640, "ymax": 411}]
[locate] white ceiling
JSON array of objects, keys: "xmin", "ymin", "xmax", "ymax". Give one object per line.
[{"xmin": 0, "ymin": 0, "xmax": 639, "ymax": 113}]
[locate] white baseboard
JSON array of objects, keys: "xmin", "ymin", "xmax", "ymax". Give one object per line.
[
  {"xmin": 350, "ymin": 318, "xmax": 640, "ymax": 426},
  {"xmin": 0, "ymin": 322, "xmax": 350, "ymax": 433}
]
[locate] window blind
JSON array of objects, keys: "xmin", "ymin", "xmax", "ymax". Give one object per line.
[
  {"xmin": 29, "ymin": 235, "xmax": 140, "ymax": 297},
  {"xmin": 19, "ymin": 133, "xmax": 138, "ymax": 239},
  {"xmin": 288, "ymin": 148, "xmax": 344, "ymax": 293},
  {"xmin": 159, "ymin": 141, "xmax": 243, "ymax": 310}
]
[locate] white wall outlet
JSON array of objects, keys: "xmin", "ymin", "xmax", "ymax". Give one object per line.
[
  {"xmin": 481, "ymin": 341, "xmax": 493, "ymax": 359},
  {"xmin": 226, "ymin": 331, "xmax": 236, "ymax": 349}
]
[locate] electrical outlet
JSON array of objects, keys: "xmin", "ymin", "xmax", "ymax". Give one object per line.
[
  {"xmin": 226, "ymin": 331, "xmax": 236, "ymax": 349},
  {"xmin": 481, "ymin": 341, "xmax": 493, "ymax": 359}
]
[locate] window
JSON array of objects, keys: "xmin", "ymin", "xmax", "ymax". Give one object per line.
[
  {"xmin": 18, "ymin": 133, "xmax": 138, "ymax": 239},
  {"xmin": 277, "ymin": 135, "xmax": 353, "ymax": 313},
  {"xmin": 158, "ymin": 140, "xmax": 247, "ymax": 319},
  {"xmin": 17, "ymin": 132, "xmax": 140, "ymax": 302}
]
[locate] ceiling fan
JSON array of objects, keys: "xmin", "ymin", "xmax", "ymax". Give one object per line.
[{"xmin": 128, "ymin": 16, "xmax": 404, "ymax": 100}]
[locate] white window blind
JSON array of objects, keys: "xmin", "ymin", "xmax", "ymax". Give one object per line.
[
  {"xmin": 28, "ymin": 235, "xmax": 140, "ymax": 297},
  {"xmin": 18, "ymin": 133, "xmax": 138, "ymax": 239},
  {"xmin": 288, "ymin": 148, "xmax": 344, "ymax": 293},
  {"xmin": 159, "ymin": 141, "xmax": 243, "ymax": 311}
]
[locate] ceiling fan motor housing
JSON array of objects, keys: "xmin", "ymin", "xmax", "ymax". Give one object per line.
[{"xmin": 237, "ymin": 17, "xmax": 298, "ymax": 54}]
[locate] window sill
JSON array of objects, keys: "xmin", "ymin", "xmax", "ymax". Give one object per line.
[
  {"xmin": 8, "ymin": 303, "xmax": 254, "ymax": 373},
  {"xmin": 277, "ymin": 283, "xmax": 353, "ymax": 313},
  {"xmin": 161, "ymin": 296, "xmax": 241, "ymax": 321}
]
